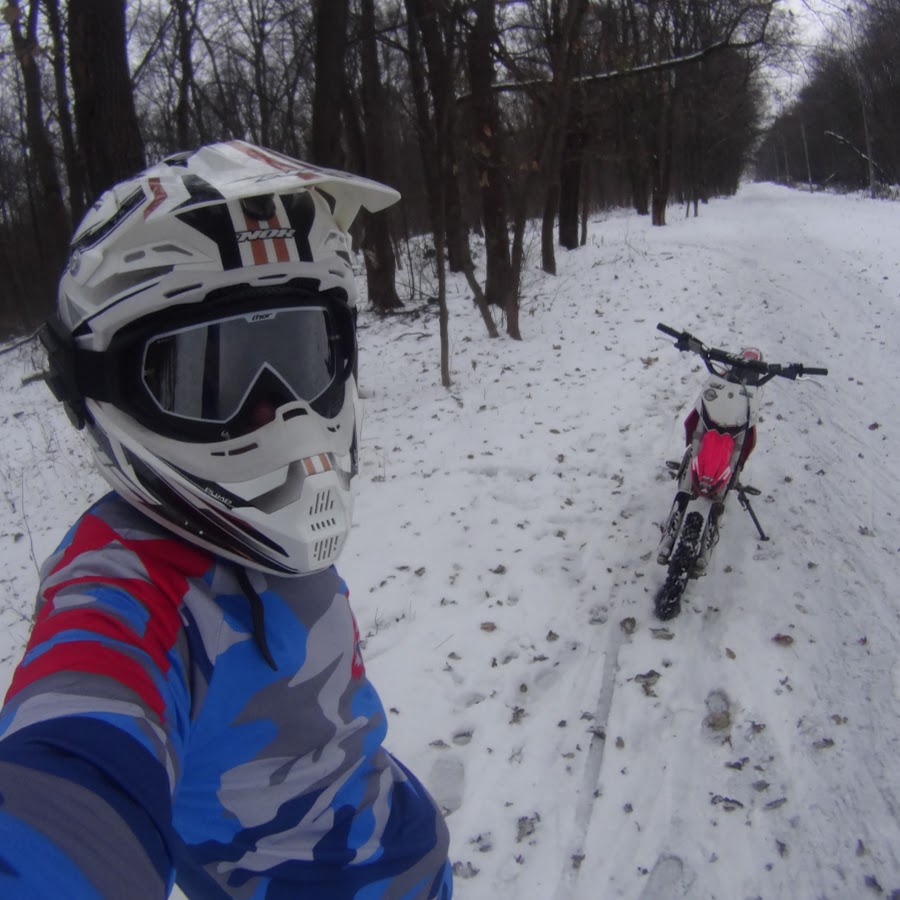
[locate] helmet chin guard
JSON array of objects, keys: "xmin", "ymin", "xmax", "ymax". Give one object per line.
[{"xmin": 44, "ymin": 141, "xmax": 398, "ymax": 574}]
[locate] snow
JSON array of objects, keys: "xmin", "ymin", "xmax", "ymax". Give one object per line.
[{"xmin": 2, "ymin": 182, "xmax": 899, "ymax": 898}]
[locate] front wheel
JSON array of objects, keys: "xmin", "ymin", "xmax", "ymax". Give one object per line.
[{"xmin": 654, "ymin": 511, "xmax": 703, "ymax": 620}]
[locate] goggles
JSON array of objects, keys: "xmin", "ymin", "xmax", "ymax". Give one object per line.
[{"xmin": 49, "ymin": 287, "xmax": 356, "ymax": 442}]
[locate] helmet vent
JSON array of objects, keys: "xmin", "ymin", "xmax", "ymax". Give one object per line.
[
  {"xmin": 309, "ymin": 489, "xmax": 336, "ymax": 529},
  {"xmin": 164, "ymin": 282, "xmax": 203, "ymax": 299},
  {"xmin": 227, "ymin": 443, "xmax": 258, "ymax": 457},
  {"xmin": 210, "ymin": 443, "xmax": 258, "ymax": 457},
  {"xmin": 312, "ymin": 534, "xmax": 341, "ymax": 564},
  {"xmin": 154, "ymin": 243, "xmax": 193, "ymax": 256}
]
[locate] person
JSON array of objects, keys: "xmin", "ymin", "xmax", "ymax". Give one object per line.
[{"xmin": 0, "ymin": 141, "xmax": 453, "ymax": 900}]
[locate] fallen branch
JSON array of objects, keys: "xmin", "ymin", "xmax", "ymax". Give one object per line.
[
  {"xmin": 0, "ymin": 325, "xmax": 42, "ymax": 356},
  {"xmin": 824, "ymin": 130, "xmax": 887, "ymax": 181}
]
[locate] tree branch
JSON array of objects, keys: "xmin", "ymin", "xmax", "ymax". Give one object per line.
[{"xmin": 457, "ymin": 1, "xmax": 776, "ymax": 101}]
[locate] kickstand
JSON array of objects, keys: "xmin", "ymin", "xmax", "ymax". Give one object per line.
[{"xmin": 736, "ymin": 485, "xmax": 768, "ymax": 541}]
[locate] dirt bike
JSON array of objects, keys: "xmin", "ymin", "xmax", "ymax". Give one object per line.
[{"xmin": 653, "ymin": 323, "xmax": 828, "ymax": 620}]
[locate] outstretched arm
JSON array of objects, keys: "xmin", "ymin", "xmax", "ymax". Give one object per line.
[{"xmin": 0, "ymin": 505, "xmax": 207, "ymax": 898}]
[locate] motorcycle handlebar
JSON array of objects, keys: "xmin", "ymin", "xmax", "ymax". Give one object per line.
[
  {"xmin": 656, "ymin": 323, "xmax": 828, "ymax": 380},
  {"xmin": 656, "ymin": 323, "xmax": 682, "ymax": 340}
]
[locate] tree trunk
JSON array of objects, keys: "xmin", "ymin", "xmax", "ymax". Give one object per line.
[
  {"xmin": 467, "ymin": 0, "xmax": 513, "ymax": 317},
  {"xmin": 538, "ymin": 0, "xmax": 589, "ymax": 275},
  {"xmin": 859, "ymin": 90, "xmax": 876, "ymax": 199},
  {"xmin": 404, "ymin": 0, "xmax": 451, "ymax": 383},
  {"xmin": 5, "ymin": 0, "xmax": 70, "ymax": 312},
  {"xmin": 444, "ymin": 165, "xmax": 468, "ymax": 274},
  {"xmin": 558, "ymin": 128, "xmax": 584, "ymax": 250},
  {"xmin": 629, "ymin": 152, "xmax": 651, "ymax": 215},
  {"xmin": 311, "ymin": 0, "xmax": 348, "ymax": 167},
  {"xmin": 541, "ymin": 184, "xmax": 559, "ymax": 275},
  {"xmin": 623, "ymin": 98, "xmax": 651, "ymax": 216},
  {"xmin": 359, "ymin": 0, "xmax": 401, "ymax": 311},
  {"xmin": 801, "ymin": 121, "xmax": 813, "ymax": 193},
  {"xmin": 650, "ymin": 80, "xmax": 674, "ymax": 227},
  {"xmin": 174, "ymin": 0, "xmax": 195, "ymax": 149},
  {"xmin": 408, "ymin": 0, "xmax": 496, "ymax": 339},
  {"xmin": 410, "ymin": 0, "xmax": 469, "ymax": 272},
  {"xmin": 68, "ymin": 0, "xmax": 145, "ymax": 200},
  {"xmin": 43, "ymin": 0, "xmax": 85, "ymax": 223},
  {"xmin": 580, "ymin": 153, "xmax": 590, "ymax": 246}
]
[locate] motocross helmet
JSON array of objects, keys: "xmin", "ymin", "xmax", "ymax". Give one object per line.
[{"xmin": 42, "ymin": 140, "xmax": 399, "ymax": 575}]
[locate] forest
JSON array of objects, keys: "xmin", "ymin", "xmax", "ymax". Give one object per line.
[
  {"xmin": 757, "ymin": 1, "xmax": 899, "ymax": 198},
  {"xmin": 1, "ymin": 0, "xmax": 897, "ymax": 346}
]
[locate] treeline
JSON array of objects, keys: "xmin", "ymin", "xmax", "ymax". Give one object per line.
[
  {"xmin": 1, "ymin": 0, "xmax": 785, "ymax": 343},
  {"xmin": 755, "ymin": 0, "xmax": 899, "ymax": 195}
]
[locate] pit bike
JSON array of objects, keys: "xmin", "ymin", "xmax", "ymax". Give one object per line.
[{"xmin": 653, "ymin": 323, "xmax": 828, "ymax": 620}]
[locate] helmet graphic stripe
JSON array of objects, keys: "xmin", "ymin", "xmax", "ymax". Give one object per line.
[
  {"xmin": 301, "ymin": 455, "xmax": 333, "ymax": 476},
  {"xmin": 268, "ymin": 196, "xmax": 293, "ymax": 263},
  {"xmin": 144, "ymin": 177, "xmax": 168, "ymax": 220},
  {"xmin": 226, "ymin": 140, "xmax": 321, "ymax": 182},
  {"xmin": 178, "ymin": 204, "xmax": 242, "ymax": 270},
  {"xmin": 242, "ymin": 208, "xmax": 269, "ymax": 266},
  {"xmin": 280, "ymin": 192, "xmax": 315, "ymax": 262}
]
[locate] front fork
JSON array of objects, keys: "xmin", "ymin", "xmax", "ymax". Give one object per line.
[
  {"xmin": 657, "ymin": 490, "xmax": 690, "ymax": 564},
  {"xmin": 694, "ymin": 502, "xmax": 724, "ymax": 573},
  {"xmin": 658, "ymin": 449, "xmax": 694, "ymax": 564}
]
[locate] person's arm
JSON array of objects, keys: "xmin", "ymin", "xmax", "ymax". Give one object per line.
[
  {"xmin": 0, "ymin": 732, "xmax": 173, "ymax": 899},
  {"xmin": 0, "ymin": 513, "xmax": 207, "ymax": 899}
]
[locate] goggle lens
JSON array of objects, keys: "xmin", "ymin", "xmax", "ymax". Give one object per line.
[{"xmin": 142, "ymin": 306, "xmax": 340, "ymax": 426}]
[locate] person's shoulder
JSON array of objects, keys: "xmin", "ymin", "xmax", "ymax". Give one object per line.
[
  {"xmin": 263, "ymin": 565, "xmax": 350, "ymax": 615},
  {"xmin": 278, "ymin": 564, "xmax": 348, "ymax": 592},
  {"xmin": 88, "ymin": 492, "xmax": 170, "ymax": 536},
  {"xmin": 47, "ymin": 492, "xmax": 213, "ymax": 583}
]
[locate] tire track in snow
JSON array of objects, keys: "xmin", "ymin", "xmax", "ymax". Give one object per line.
[{"xmin": 552, "ymin": 598, "xmax": 625, "ymax": 900}]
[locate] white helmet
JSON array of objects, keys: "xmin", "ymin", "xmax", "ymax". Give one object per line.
[{"xmin": 42, "ymin": 140, "xmax": 399, "ymax": 575}]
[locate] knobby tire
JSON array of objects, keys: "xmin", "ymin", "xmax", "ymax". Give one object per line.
[{"xmin": 654, "ymin": 510, "xmax": 703, "ymax": 620}]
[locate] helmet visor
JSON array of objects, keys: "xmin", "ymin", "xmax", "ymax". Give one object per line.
[{"xmin": 143, "ymin": 307, "xmax": 338, "ymax": 425}]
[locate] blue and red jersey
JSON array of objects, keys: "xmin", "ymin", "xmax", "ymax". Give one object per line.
[{"xmin": 0, "ymin": 494, "xmax": 451, "ymax": 899}]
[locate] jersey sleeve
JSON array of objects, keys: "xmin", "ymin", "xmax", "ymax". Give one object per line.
[{"xmin": 0, "ymin": 504, "xmax": 212, "ymax": 899}]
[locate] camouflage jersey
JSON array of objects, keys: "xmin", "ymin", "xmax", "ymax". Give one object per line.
[{"xmin": 0, "ymin": 494, "xmax": 452, "ymax": 899}]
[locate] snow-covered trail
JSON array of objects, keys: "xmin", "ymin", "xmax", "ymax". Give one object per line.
[
  {"xmin": 349, "ymin": 184, "xmax": 900, "ymax": 899},
  {"xmin": 534, "ymin": 186, "xmax": 900, "ymax": 899}
]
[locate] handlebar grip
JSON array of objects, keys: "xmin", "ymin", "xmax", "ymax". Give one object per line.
[
  {"xmin": 802, "ymin": 367, "xmax": 828, "ymax": 376},
  {"xmin": 656, "ymin": 323, "xmax": 682, "ymax": 339}
]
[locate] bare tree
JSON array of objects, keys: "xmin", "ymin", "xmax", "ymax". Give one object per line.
[
  {"xmin": 405, "ymin": 0, "xmax": 497, "ymax": 338},
  {"xmin": 466, "ymin": 0, "xmax": 519, "ymax": 337},
  {"xmin": 403, "ymin": 0, "xmax": 500, "ymax": 383},
  {"xmin": 533, "ymin": 0, "xmax": 591, "ymax": 273},
  {"xmin": 42, "ymin": 0, "xmax": 86, "ymax": 222},
  {"xmin": 173, "ymin": 0, "xmax": 198, "ymax": 148},
  {"xmin": 2, "ymin": 0, "xmax": 70, "ymax": 318},
  {"xmin": 311, "ymin": 0, "xmax": 349, "ymax": 167},
  {"xmin": 68, "ymin": 0, "xmax": 145, "ymax": 198},
  {"xmin": 357, "ymin": 0, "xmax": 403, "ymax": 311},
  {"xmin": 404, "ymin": 0, "xmax": 452, "ymax": 383},
  {"xmin": 409, "ymin": 0, "xmax": 473, "ymax": 275}
]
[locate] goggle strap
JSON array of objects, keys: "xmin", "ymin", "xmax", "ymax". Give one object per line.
[{"xmin": 40, "ymin": 318, "xmax": 114, "ymax": 428}]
